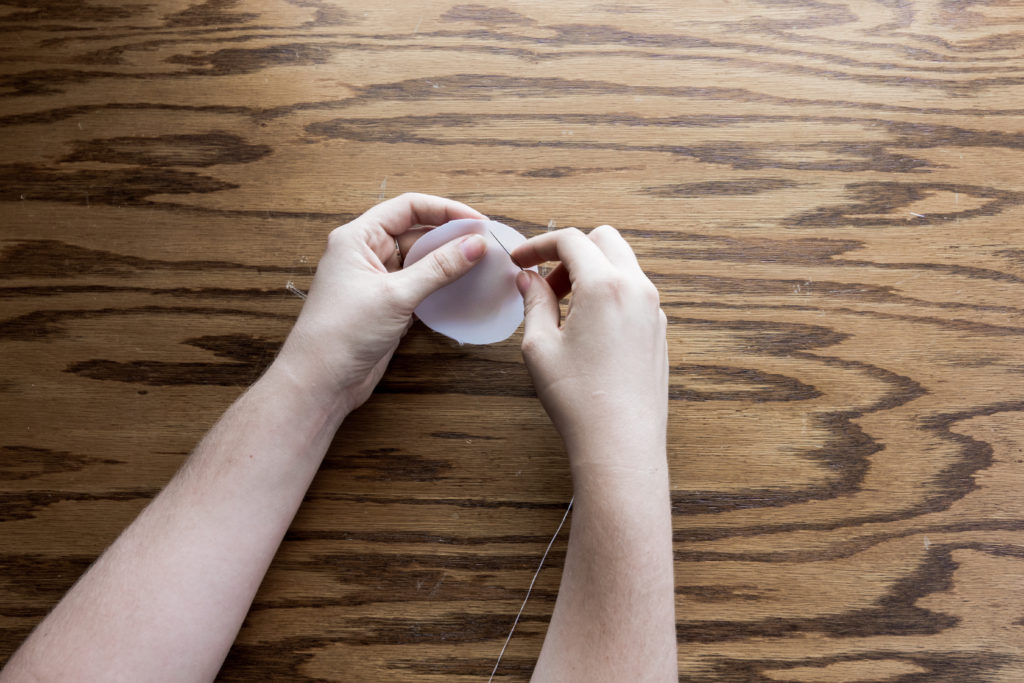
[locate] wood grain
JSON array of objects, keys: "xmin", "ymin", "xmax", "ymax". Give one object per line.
[{"xmin": 2, "ymin": 1, "xmax": 1024, "ymax": 680}]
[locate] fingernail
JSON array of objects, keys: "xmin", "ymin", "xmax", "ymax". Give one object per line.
[
  {"xmin": 460, "ymin": 234, "xmax": 486, "ymax": 261},
  {"xmin": 516, "ymin": 270, "xmax": 531, "ymax": 294}
]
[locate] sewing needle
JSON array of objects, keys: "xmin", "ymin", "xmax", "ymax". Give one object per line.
[{"xmin": 487, "ymin": 229, "xmax": 524, "ymax": 271}]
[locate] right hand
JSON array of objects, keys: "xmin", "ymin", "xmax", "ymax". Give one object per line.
[{"xmin": 510, "ymin": 226, "xmax": 668, "ymax": 473}]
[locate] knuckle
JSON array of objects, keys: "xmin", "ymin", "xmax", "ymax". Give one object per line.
[
  {"xmin": 588, "ymin": 273, "xmax": 626, "ymax": 298},
  {"xmin": 520, "ymin": 334, "xmax": 537, "ymax": 355},
  {"xmin": 591, "ymin": 224, "xmax": 618, "ymax": 236},
  {"xmin": 431, "ymin": 249, "xmax": 461, "ymax": 280},
  {"xmin": 383, "ymin": 192, "xmax": 412, "ymax": 209},
  {"xmin": 640, "ymin": 279, "xmax": 661, "ymax": 305},
  {"xmin": 387, "ymin": 280, "xmax": 417, "ymax": 312},
  {"xmin": 379, "ymin": 277, "xmax": 403, "ymax": 305},
  {"xmin": 398, "ymin": 191, "xmax": 430, "ymax": 206},
  {"xmin": 326, "ymin": 225, "xmax": 350, "ymax": 250},
  {"xmin": 586, "ymin": 273, "xmax": 660, "ymax": 308},
  {"xmin": 520, "ymin": 330, "xmax": 546, "ymax": 357}
]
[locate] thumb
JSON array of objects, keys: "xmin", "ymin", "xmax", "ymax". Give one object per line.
[
  {"xmin": 392, "ymin": 234, "xmax": 487, "ymax": 308},
  {"xmin": 516, "ymin": 270, "xmax": 560, "ymax": 338}
]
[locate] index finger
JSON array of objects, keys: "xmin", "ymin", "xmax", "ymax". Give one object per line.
[
  {"xmin": 510, "ymin": 228, "xmax": 613, "ymax": 286},
  {"xmin": 359, "ymin": 192, "xmax": 486, "ymax": 236}
]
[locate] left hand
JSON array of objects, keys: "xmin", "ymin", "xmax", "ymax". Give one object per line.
[{"xmin": 274, "ymin": 193, "xmax": 488, "ymax": 416}]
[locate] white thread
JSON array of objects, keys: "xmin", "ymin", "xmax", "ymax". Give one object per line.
[
  {"xmin": 488, "ymin": 496, "xmax": 574, "ymax": 682},
  {"xmin": 285, "ymin": 280, "xmax": 307, "ymax": 300}
]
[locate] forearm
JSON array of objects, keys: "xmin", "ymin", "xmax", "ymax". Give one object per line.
[
  {"xmin": 3, "ymin": 361, "xmax": 346, "ymax": 682},
  {"xmin": 532, "ymin": 440, "xmax": 677, "ymax": 682},
  {"xmin": 1, "ymin": 194, "xmax": 491, "ymax": 682}
]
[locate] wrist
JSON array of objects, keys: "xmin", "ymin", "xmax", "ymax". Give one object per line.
[
  {"xmin": 562, "ymin": 413, "xmax": 666, "ymax": 467},
  {"xmin": 569, "ymin": 452, "xmax": 672, "ymax": 528},
  {"xmin": 264, "ymin": 352, "xmax": 352, "ymax": 426},
  {"xmin": 567, "ymin": 437, "xmax": 668, "ymax": 489}
]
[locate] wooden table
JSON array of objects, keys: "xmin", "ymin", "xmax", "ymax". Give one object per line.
[{"xmin": 2, "ymin": 1, "xmax": 1023, "ymax": 680}]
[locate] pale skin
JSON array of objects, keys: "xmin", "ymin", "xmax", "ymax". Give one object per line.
[{"xmin": 1, "ymin": 193, "xmax": 676, "ymax": 682}]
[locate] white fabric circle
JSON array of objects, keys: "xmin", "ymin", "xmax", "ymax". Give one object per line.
[{"xmin": 403, "ymin": 219, "xmax": 536, "ymax": 345}]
